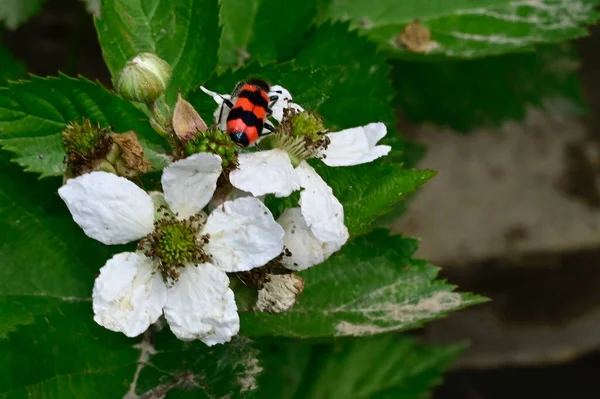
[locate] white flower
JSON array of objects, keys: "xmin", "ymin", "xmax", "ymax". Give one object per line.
[
  {"xmin": 202, "ymin": 85, "xmax": 391, "ymax": 270},
  {"xmin": 59, "ymin": 153, "xmax": 284, "ymax": 345}
]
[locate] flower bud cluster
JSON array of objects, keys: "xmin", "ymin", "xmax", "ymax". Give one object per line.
[{"xmin": 184, "ymin": 129, "xmax": 238, "ymax": 169}]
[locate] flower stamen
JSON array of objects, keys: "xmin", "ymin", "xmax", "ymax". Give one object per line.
[
  {"xmin": 138, "ymin": 212, "xmax": 209, "ymax": 284},
  {"xmin": 274, "ymin": 109, "xmax": 330, "ymax": 166}
]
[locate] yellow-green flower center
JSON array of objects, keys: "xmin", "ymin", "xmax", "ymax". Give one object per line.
[
  {"xmin": 272, "ymin": 109, "xmax": 330, "ymax": 167},
  {"xmin": 138, "ymin": 212, "xmax": 209, "ymax": 283},
  {"xmin": 153, "ymin": 222, "xmax": 197, "ymax": 265}
]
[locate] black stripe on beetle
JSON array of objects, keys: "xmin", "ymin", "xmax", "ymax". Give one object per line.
[{"xmin": 237, "ymin": 90, "xmax": 269, "ymax": 108}]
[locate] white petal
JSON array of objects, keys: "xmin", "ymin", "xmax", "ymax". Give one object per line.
[
  {"xmin": 200, "ymin": 86, "xmax": 231, "ymax": 130},
  {"xmin": 161, "ymin": 153, "xmax": 222, "ymax": 219},
  {"xmin": 58, "ymin": 172, "xmax": 154, "ymax": 245},
  {"xmin": 297, "ymin": 162, "xmax": 349, "ymax": 244},
  {"xmin": 203, "ymin": 197, "xmax": 284, "ymax": 272},
  {"xmin": 93, "ymin": 252, "xmax": 167, "ymax": 337},
  {"xmin": 229, "ymin": 149, "xmax": 300, "ymax": 197},
  {"xmin": 269, "ymin": 85, "xmax": 304, "ymax": 122},
  {"xmin": 164, "ymin": 263, "xmax": 239, "ymax": 345},
  {"xmin": 320, "ymin": 122, "xmax": 391, "ymax": 166},
  {"xmin": 278, "ymin": 208, "xmax": 343, "ymax": 271}
]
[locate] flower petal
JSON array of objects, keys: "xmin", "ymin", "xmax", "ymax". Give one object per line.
[
  {"xmin": 59, "ymin": 172, "xmax": 154, "ymax": 245},
  {"xmin": 93, "ymin": 252, "xmax": 167, "ymax": 337},
  {"xmin": 164, "ymin": 263, "xmax": 239, "ymax": 345},
  {"xmin": 269, "ymin": 85, "xmax": 304, "ymax": 122},
  {"xmin": 229, "ymin": 149, "xmax": 300, "ymax": 197},
  {"xmin": 200, "ymin": 86, "xmax": 231, "ymax": 130},
  {"xmin": 297, "ymin": 161, "xmax": 349, "ymax": 244},
  {"xmin": 278, "ymin": 208, "xmax": 343, "ymax": 271},
  {"xmin": 161, "ymin": 153, "xmax": 222, "ymax": 219},
  {"xmin": 203, "ymin": 197, "xmax": 285, "ymax": 272},
  {"xmin": 319, "ymin": 122, "xmax": 391, "ymax": 166},
  {"xmin": 257, "ymin": 273, "xmax": 304, "ymax": 313}
]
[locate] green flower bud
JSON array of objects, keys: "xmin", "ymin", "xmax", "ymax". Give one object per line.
[
  {"xmin": 184, "ymin": 142, "xmax": 196, "ymax": 156},
  {"xmin": 117, "ymin": 53, "xmax": 172, "ymax": 104}
]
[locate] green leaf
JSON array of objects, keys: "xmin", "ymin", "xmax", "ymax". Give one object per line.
[
  {"xmin": 246, "ymin": 0, "xmax": 320, "ymax": 63},
  {"xmin": 392, "ymin": 43, "xmax": 585, "ymax": 131},
  {"xmin": 218, "ymin": 0, "xmax": 320, "ymax": 67},
  {"xmin": 218, "ymin": 0, "xmax": 261, "ymax": 67},
  {"xmin": 0, "ymin": 302, "xmax": 138, "ymax": 398},
  {"xmin": 95, "ymin": 0, "xmax": 220, "ymax": 103},
  {"xmin": 241, "ymin": 229, "xmax": 486, "ymax": 338},
  {"xmin": 0, "ymin": 75, "xmax": 167, "ymax": 177},
  {"xmin": 0, "ymin": 301, "xmax": 260, "ymax": 398},
  {"xmin": 188, "ymin": 62, "xmax": 341, "ymax": 123},
  {"xmin": 0, "ymin": 0, "xmax": 43, "ymax": 30},
  {"xmin": 0, "ymin": 153, "xmax": 115, "ymax": 336},
  {"xmin": 295, "ymin": 22, "xmax": 396, "ymax": 130},
  {"xmin": 323, "ymin": 0, "xmax": 600, "ymax": 58},
  {"xmin": 0, "ymin": 42, "xmax": 26, "ymax": 83},
  {"xmin": 255, "ymin": 335, "xmax": 463, "ymax": 399},
  {"xmin": 312, "ymin": 160, "xmax": 435, "ymax": 237},
  {"xmin": 133, "ymin": 329, "xmax": 261, "ymax": 398}
]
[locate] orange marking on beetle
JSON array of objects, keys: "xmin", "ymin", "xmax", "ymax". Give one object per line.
[
  {"xmin": 241, "ymin": 84, "xmax": 260, "ymax": 93},
  {"xmin": 244, "ymin": 126, "xmax": 259, "ymax": 143},
  {"xmin": 227, "ymin": 119, "xmax": 247, "ymax": 133},
  {"xmin": 235, "ymin": 98, "xmax": 255, "ymax": 112},
  {"xmin": 252, "ymin": 106, "xmax": 267, "ymax": 120}
]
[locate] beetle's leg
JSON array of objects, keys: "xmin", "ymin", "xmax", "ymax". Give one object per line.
[{"xmin": 263, "ymin": 123, "xmax": 276, "ymax": 133}]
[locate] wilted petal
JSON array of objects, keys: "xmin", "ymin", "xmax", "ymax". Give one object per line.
[
  {"xmin": 269, "ymin": 85, "xmax": 304, "ymax": 122},
  {"xmin": 161, "ymin": 153, "xmax": 222, "ymax": 219},
  {"xmin": 257, "ymin": 273, "xmax": 305, "ymax": 313},
  {"xmin": 164, "ymin": 263, "xmax": 239, "ymax": 345},
  {"xmin": 229, "ymin": 149, "xmax": 300, "ymax": 198},
  {"xmin": 204, "ymin": 197, "xmax": 284, "ymax": 272},
  {"xmin": 59, "ymin": 172, "xmax": 154, "ymax": 245},
  {"xmin": 296, "ymin": 161, "xmax": 349, "ymax": 245},
  {"xmin": 319, "ymin": 122, "xmax": 391, "ymax": 166},
  {"xmin": 278, "ymin": 208, "xmax": 343, "ymax": 271},
  {"xmin": 93, "ymin": 252, "xmax": 167, "ymax": 337},
  {"xmin": 200, "ymin": 86, "xmax": 231, "ymax": 130}
]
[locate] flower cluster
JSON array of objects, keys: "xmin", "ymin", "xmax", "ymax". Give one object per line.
[{"xmin": 58, "ymin": 53, "xmax": 391, "ymax": 346}]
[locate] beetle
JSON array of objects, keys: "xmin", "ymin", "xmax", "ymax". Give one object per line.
[{"xmin": 219, "ymin": 79, "xmax": 280, "ymax": 147}]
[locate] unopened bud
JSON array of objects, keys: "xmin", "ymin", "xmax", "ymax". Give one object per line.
[
  {"xmin": 117, "ymin": 53, "xmax": 171, "ymax": 104},
  {"xmin": 257, "ymin": 274, "xmax": 305, "ymax": 314},
  {"xmin": 172, "ymin": 93, "xmax": 208, "ymax": 143}
]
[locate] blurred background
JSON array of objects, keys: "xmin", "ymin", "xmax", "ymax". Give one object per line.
[{"xmin": 2, "ymin": 1, "xmax": 599, "ymax": 398}]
